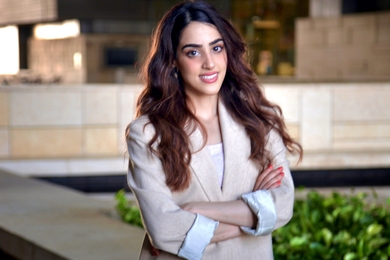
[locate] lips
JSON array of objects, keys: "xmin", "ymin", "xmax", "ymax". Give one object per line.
[{"xmin": 199, "ymin": 72, "xmax": 218, "ymax": 83}]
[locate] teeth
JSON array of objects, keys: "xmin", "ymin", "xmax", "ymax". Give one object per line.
[{"xmin": 200, "ymin": 73, "xmax": 217, "ymax": 80}]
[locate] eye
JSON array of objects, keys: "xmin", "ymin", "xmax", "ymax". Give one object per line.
[
  {"xmin": 213, "ymin": 45, "xmax": 223, "ymax": 52},
  {"xmin": 187, "ymin": 50, "xmax": 200, "ymax": 57}
]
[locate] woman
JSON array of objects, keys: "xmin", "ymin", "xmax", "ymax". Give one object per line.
[{"xmin": 126, "ymin": 1, "xmax": 303, "ymax": 259}]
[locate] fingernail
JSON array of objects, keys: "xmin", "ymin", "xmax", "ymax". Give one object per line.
[
  {"xmin": 268, "ymin": 164, "xmax": 273, "ymax": 169},
  {"xmin": 277, "ymin": 181, "xmax": 281, "ymax": 185},
  {"xmin": 280, "ymin": 172, "xmax": 284, "ymax": 177},
  {"xmin": 277, "ymin": 166, "xmax": 283, "ymax": 172}
]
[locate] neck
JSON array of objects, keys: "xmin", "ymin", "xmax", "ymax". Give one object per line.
[{"xmin": 187, "ymin": 95, "xmax": 219, "ymax": 121}]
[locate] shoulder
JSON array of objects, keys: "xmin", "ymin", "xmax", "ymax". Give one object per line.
[
  {"xmin": 266, "ymin": 128, "xmax": 287, "ymax": 158},
  {"xmin": 267, "ymin": 128, "xmax": 282, "ymax": 142},
  {"xmin": 126, "ymin": 115, "xmax": 156, "ymax": 142}
]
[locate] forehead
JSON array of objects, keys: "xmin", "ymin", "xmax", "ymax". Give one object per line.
[{"xmin": 178, "ymin": 22, "xmax": 222, "ymax": 45}]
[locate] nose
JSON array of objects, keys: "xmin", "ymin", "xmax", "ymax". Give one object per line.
[{"xmin": 202, "ymin": 53, "xmax": 215, "ymax": 70}]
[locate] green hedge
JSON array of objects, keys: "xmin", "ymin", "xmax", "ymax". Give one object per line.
[
  {"xmin": 115, "ymin": 189, "xmax": 390, "ymax": 259},
  {"xmin": 273, "ymin": 190, "xmax": 390, "ymax": 260}
]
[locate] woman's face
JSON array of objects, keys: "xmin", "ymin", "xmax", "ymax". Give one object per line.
[{"xmin": 174, "ymin": 22, "xmax": 227, "ymax": 100}]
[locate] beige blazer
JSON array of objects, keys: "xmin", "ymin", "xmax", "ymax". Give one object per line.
[{"xmin": 127, "ymin": 101, "xmax": 294, "ymax": 260}]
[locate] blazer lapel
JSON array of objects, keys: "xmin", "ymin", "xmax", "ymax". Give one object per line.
[
  {"xmin": 218, "ymin": 100, "xmax": 255, "ymax": 199},
  {"xmin": 189, "ymin": 127, "xmax": 223, "ymax": 201}
]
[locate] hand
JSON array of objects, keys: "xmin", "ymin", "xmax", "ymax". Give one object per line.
[
  {"xmin": 151, "ymin": 246, "xmax": 161, "ymax": 256},
  {"xmin": 253, "ymin": 164, "xmax": 284, "ymax": 191}
]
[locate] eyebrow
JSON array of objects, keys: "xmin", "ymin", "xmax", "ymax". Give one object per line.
[{"xmin": 181, "ymin": 38, "xmax": 224, "ymax": 50}]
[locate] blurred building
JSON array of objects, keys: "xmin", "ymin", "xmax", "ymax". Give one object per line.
[{"xmin": 0, "ymin": 0, "xmax": 389, "ymax": 83}]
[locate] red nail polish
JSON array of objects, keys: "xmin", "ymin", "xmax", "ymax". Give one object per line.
[
  {"xmin": 277, "ymin": 181, "xmax": 281, "ymax": 185},
  {"xmin": 268, "ymin": 164, "xmax": 273, "ymax": 169}
]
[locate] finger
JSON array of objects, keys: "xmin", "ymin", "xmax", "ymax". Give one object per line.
[
  {"xmin": 261, "ymin": 170, "xmax": 283, "ymax": 189},
  {"xmin": 253, "ymin": 164, "xmax": 273, "ymax": 191},
  {"xmin": 259, "ymin": 168, "xmax": 284, "ymax": 189},
  {"xmin": 266, "ymin": 180, "xmax": 282, "ymax": 190},
  {"xmin": 253, "ymin": 164, "xmax": 272, "ymax": 191}
]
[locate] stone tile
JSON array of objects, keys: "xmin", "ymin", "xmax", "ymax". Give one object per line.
[
  {"xmin": 118, "ymin": 87, "xmax": 141, "ymax": 154},
  {"xmin": 313, "ymin": 67, "xmax": 343, "ymax": 80},
  {"xmin": 0, "ymin": 92, "xmax": 8, "ymax": 126},
  {"xmin": 314, "ymin": 17, "xmax": 341, "ymax": 28},
  {"xmin": 333, "ymin": 139, "xmax": 390, "ymax": 151},
  {"xmin": 334, "ymin": 86, "xmax": 390, "ymax": 121},
  {"xmin": 343, "ymin": 13, "xmax": 375, "ymax": 27},
  {"xmin": 326, "ymin": 28, "xmax": 346, "ymax": 47},
  {"xmin": 296, "ymin": 28, "xmax": 325, "ymax": 47},
  {"xmin": 342, "ymin": 48, "xmax": 372, "ymax": 78},
  {"xmin": 350, "ymin": 25, "xmax": 376, "ymax": 45},
  {"xmin": 378, "ymin": 22, "xmax": 390, "ymax": 43},
  {"xmin": 378, "ymin": 12, "xmax": 390, "ymax": 24},
  {"xmin": 0, "ymin": 129, "xmax": 8, "ymax": 157},
  {"xmin": 85, "ymin": 88, "xmax": 117, "ymax": 125},
  {"xmin": 295, "ymin": 18, "xmax": 313, "ymax": 31},
  {"xmin": 333, "ymin": 123, "xmax": 390, "ymax": 139},
  {"xmin": 286, "ymin": 123, "xmax": 300, "ymax": 141},
  {"xmin": 263, "ymin": 85, "xmax": 300, "ymax": 122},
  {"xmin": 372, "ymin": 44, "xmax": 390, "ymax": 58},
  {"xmin": 294, "ymin": 150, "xmax": 390, "ymax": 170},
  {"xmin": 10, "ymin": 91, "xmax": 82, "ymax": 126},
  {"xmin": 368, "ymin": 57, "xmax": 390, "ymax": 77},
  {"xmin": 301, "ymin": 88, "xmax": 332, "ymax": 151},
  {"xmin": 84, "ymin": 128, "xmax": 118, "ymax": 156},
  {"xmin": 11, "ymin": 128, "xmax": 82, "ymax": 158},
  {"xmin": 344, "ymin": 59, "xmax": 369, "ymax": 77}
]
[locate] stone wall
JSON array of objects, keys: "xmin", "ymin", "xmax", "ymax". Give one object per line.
[
  {"xmin": 295, "ymin": 11, "xmax": 390, "ymax": 80},
  {"xmin": 0, "ymin": 83, "xmax": 389, "ymax": 176}
]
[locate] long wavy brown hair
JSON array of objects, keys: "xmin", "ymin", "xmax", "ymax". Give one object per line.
[{"xmin": 129, "ymin": 0, "xmax": 303, "ymax": 192}]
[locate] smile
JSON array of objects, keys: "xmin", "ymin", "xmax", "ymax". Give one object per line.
[
  {"xmin": 199, "ymin": 73, "xmax": 218, "ymax": 83},
  {"xmin": 200, "ymin": 73, "xmax": 217, "ymax": 80}
]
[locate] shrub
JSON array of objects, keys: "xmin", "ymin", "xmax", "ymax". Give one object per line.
[
  {"xmin": 115, "ymin": 189, "xmax": 143, "ymax": 228},
  {"xmin": 273, "ymin": 190, "xmax": 390, "ymax": 260}
]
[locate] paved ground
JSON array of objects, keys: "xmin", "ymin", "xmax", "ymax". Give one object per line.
[{"xmin": 0, "ymin": 170, "xmax": 144, "ymax": 260}]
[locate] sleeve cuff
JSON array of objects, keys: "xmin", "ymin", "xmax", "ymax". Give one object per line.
[
  {"xmin": 240, "ymin": 190, "xmax": 276, "ymax": 236},
  {"xmin": 178, "ymin": 214, "xmax": 219, "ymax": 260}
]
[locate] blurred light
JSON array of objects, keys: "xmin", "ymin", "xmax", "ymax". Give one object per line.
[
  {"xmin": 0, "ymin": 25, "xmax": 19, "ymax": 75},
  {"xmin": 73, "ymin": 52, "xmax": 82, "ymax": 70},
  {"xmin": 34, "ymin": 20, "xmax": 80, "ymax": 40}
]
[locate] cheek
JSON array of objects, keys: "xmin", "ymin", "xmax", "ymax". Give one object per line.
[
  {"xmin": 178, "ymin": 60, "xmax": 199, "ymax": 75},
  {"xmin": 217, "ymin": 53, "xmax": 228, "ymax": 68}
]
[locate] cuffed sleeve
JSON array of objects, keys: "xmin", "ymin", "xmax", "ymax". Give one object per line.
[
  {"xmin": 240, "ymin": 190, "xmax": 276, "ymax": 236},
  {"xmin": 178, "ymin": 214, "xmax": 219, "ymax": 260}
]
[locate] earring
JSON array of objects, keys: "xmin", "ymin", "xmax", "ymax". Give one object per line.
[{"xmin": 174, "ymin": 67, "xmax": 178, "ymax": 79}]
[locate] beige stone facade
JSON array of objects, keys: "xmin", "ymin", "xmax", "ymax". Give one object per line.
[
  {"xmin": 0, "ymin": 0, "xmax": 57, "ymax": 26},
  {"xmin": 295, "ymin": 11, "xmax": 390, "ymax": 80},
  {"xmin": 0, "ymin": 82, "xmax": 389, "ymax": 176}
]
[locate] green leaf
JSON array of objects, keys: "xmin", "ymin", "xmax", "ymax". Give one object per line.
[
  {"xmin": 321, "ymin": 228, "xmax": 333, "ymax": 247},
  {"xmin": 366, "ymin": 223, "xmax": 383, "ymax": 237},
  {"xmin": 344, "ymin": 252, "xmax": 358, "ymax": 260},
  {"xmin": 290, "ymin": 236, "xmax": 309, "ymax": 248}
]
